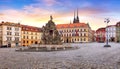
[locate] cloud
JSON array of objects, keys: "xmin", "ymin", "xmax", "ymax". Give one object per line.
[
  {"xmin": 0, "ymin": 13, "xmax": 4, "ymax": 16},
  {"xmin": 43, "ymin": 0, "xmax": 57, "ymax": 6},
  {"xmin": 79, "ymin": 7, "xmax": 108, "ymax": 15},
  {"xmin": 35, "ymin": 0, "xmax": 62, "ymax": 7},
  {"xmin": 0, "ymin": 1, "xmax": 118, "ymax": 30}
]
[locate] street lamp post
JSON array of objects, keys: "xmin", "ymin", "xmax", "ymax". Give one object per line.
[{"xmin": 104, "ymin": 18, "xmax": 111, "ymax": 47}]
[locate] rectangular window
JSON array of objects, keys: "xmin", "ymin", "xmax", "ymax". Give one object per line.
[
  {"xmin": 23, "ymin": 40, "xmax": 25, "ymax": 43},
  {"xmin": 7, "ymin": 27, "xmax": 12, "ymax": 30},
  {"xmin": 84, "ymin": 33, "xmax": 86, "ymax": 36},
  {"xmin": 84, "ymin": 29, "xmax": 86, "ymax": 32},
  {"xmin": 35, "ymin": 37, "xmax": 37, "ymax": 39},
  {"xmin": 15, "ymin": 32, "xmax": 19, "ymax": 36},
  {"xmin": 7, "ymin": 37, "xmax": 12, "ymax": 41},
  {"xmin": 35, "ymin": 32, "xmax": 37, "ymax": 35},
  {"xmin": 31, "ymin": 32, "xmax": 33, "ymax": 35},
  {"xmin": 31, "ymin": 36, "xmax": 33, "ymax": 39},
  {"xmin": 15, "ymin": 37, "xmax": 19, "ymax": 41},
  {"xmin": 15, "ymin": 27, "xmax": 19, "ymax": 31},
  {"xmin": 23, "ymin": 36, "xmax": 25, "ymax": 39},
  {"xmin": 31, "ymin": 41, "xmax": 33, "ymax": 44},
  {"xmin": 7, "ymin": 32, "xmax": 12, "ymax": 35},
  {"xmin": 27, "ymin": 36, "xmax": 29, "ymax": 39},
  {"xmin": 84, "ymin": 38, "xmax": 86, "ymax": 41},
  {"xmin": 23, "ymin": 31, "xmax": 25, "ymax": 34}
]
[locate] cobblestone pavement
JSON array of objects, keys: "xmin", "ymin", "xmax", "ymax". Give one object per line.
[{"xmin": 0, "ymin": 42, "xmax": 120, "ymax": 69}]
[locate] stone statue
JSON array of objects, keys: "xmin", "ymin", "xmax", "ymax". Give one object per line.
[{"xmin": 41, "ymin": 15, "xmax": 62, "ymax": 45}]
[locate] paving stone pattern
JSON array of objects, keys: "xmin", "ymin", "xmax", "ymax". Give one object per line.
[{"xmin": 0, "ymin": 43, "xmax": 120, "ymax": 69}]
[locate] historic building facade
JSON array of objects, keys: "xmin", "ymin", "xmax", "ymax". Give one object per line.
[
  {"xmin": 57, "ymin": 23, "xmax": 93, "ymax": 43},
  {"xmin": 116, "ymin": 22, "xmax": 120, "ymax": 42},
  {"xmin": 92, "ymin": 30, "xmax": 96, "ymax": 42},
  {"xmin": 0, "ymin": 21, "xmax": 21, "ymax": 47},
  {"xmin": 96, "ymin": 28, "xmax": 106, "ymax": 42},
  {"xmin": 56, "ymin": 10, "xmax": 93, "ymax": 43},
  {"xmin": 106, "ymin": 25, "xmax": 116, "ymax": 42},
  {"xmin": 21, "ymin": 25, "xmax": 42, "ymax": 46}
]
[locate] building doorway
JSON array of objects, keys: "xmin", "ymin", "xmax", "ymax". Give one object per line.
[
  {"xmin": 66, "ymin": 38, "xmax": 69, "ymax": 43},
  {"xmin": 111, "ymin": 37, "xmax": 115, "ymax": 42},
  {"xmin": 35, "ymin": 41, "xmax": 38, "ymax": 44},
  {"xmin": 16, "ymin": 43, "xmax": 18, "ymax": 46},
  {"xmin": 8, "ymin": 43, "xmax": 11, "ymax": 47}
]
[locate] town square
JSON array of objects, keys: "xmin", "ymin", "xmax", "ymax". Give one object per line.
[
  {"xmin": 0, "ymin": 0, "xmax": 120, "ymax": 69},
  {"xmin": 0, "ymin": 43, "xmax": 120, "ymax": 69}
]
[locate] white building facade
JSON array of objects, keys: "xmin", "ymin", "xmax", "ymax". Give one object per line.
[
  {"xmin": 106, "ymin": 25, "xmax": 116, "ymax": 42},
  {"xmin": 0, "ymin": 22, "xmax": 21, "ymax": 47}
]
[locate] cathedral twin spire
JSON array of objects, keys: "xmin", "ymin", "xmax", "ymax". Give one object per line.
[{"xmin": 73, "ymin": 9, "xmax": 80, "ymax": 23}]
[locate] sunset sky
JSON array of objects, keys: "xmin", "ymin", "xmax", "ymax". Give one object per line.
[{"xmin": 0, "ymin": 0, "xmax": 120, "ymax": 30}]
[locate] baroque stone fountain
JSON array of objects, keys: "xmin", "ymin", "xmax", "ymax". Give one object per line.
[
  {"xmin": 41, "ymin": 15, "xmax": 62, "ymax": 45},
  {"xmin": 16, "ymin": 15, "xmax": 76, "ymax": 52}
]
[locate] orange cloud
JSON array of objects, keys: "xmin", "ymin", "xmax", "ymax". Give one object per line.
[{"xmin": 0, "ymin": 13, "xmax": 4, "ymax": 16}]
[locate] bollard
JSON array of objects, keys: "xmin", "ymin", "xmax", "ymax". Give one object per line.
[
  {"xmin": 21, "ymin": 47, "xmax": 24, "ymax": 51},
  {"xmin": 63, "ymin": 47, "xmax": 66, "ymax": 50},
  {"xmin": 47, "ymin": 46, "xmax": 51, "ymax": 51},
  {"xmin": 55, "ymin": 47, "xmax": 57, "ymax": 51},
  {"xmin": 36, "ymin": 47, "xmax": 38, "ymax": 51}
]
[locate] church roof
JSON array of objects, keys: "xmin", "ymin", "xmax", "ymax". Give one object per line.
[{"xmin": 56, "ymin": 23, "xmax": 89, "ymax": 29}]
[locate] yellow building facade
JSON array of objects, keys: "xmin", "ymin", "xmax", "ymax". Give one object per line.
[{"xmin": 21, "ymin": 25, "xmax": 42, "ymax": 46}]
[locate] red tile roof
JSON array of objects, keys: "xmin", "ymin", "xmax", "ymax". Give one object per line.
[
  {"xmin": 21, "ymin": 25, "xmax": 42, "ymax": 32},
  {"xmin": 56, "ymin": 23, "xmax": 89, "ymax": 29},
  {"xmin": 96, "ymin": 28, "xmax": 105, "ymax": 33},
  {"xmin": 0, "ymin": 21, "xmax": 21, "ymax": 27}
]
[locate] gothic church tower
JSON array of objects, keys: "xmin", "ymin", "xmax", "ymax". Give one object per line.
[{"xmin": 73, "ymin": 9, "xmax": 80, "ymax": 23}]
